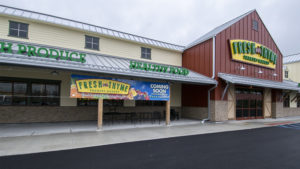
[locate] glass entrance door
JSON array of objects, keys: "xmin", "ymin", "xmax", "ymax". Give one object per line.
[{"xmin": 236, "ymin": 88, "xmax": 263, "ymax": 120}]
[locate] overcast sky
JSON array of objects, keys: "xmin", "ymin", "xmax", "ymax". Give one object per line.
[{"xmin": 1, "ymin": 0, "xmax": 299, "ymax": 55}]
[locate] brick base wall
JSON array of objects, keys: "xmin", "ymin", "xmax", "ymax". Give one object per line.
[
  {"xmin": 210, "ymin": 100, "xmax": 228, "ymax": 122},
  {"xmin": 272, "ymin": 102, "xmax": 300, "ymax": 118},
  {"xmin": 0, "ymin": 106, "xmax": 98, "ymax": 123},
  {"xmin": 0, "ymin": 106, "xmax": 178, "ymax": 123},
  {"xmin": 181, "ymin": 107, "xmax": 208, "ymax": 119}
]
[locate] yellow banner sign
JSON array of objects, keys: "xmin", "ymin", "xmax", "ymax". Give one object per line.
[
  {"xmin": 75, "ymin": 79, "xmax": 130, "ymax": 95},
  {"xmin": 230, "ymin": 39, "xmax": 277, "ymax": 69}
]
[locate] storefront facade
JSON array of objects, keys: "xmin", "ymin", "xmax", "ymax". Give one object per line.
[
  {"xmin": 282, "ymin": 54, "xmax": 300, "ymax": 115},
  {"xmin": 182, "ymin": 10, "xmax": 300, "ymax": 121},
  {"xmin": 0, "ymin": 5, "xmax": 216, "ymax": 126},
  {"xmin": 0, "ymin": 5, "xmax": 299, "ymax": 126}
]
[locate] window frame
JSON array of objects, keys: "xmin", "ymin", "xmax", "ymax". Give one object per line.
[
  {"xmin": 252, "ymin": 19, "xmax": 258, "ymax": 31},
  {"xmin": 8, "ymin": 20, "xmax": 29, "ymax": 39},
  {"xmin": 141, "ymin": 47, "xmax": 151, "ymax": 60},
  {"xmin": 0, "ymin": 77, "xmax": 61, "ymax": 106},
  {"xmin": 284, "ymin": 70, "xmax": 289, "ymax": 78},
  {"xmin": 135, "ymin": 100, "xmax": 165, "ymax": 106},
  {"xmin": 283, "ymin": 93, "xmax": 290, "ymax": 108},
  {"xmin": 77, "ymin": 99, "xmax": 124, "ymax": 107},
  {"xmin": 85, "ymin": 35, "xmax": 100, "ymax": 51}
]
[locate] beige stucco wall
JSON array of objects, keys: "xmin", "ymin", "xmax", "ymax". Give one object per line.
[
  {"xmin": 0, "ymin": 15, "xmax": 182, "ymax": 66},
  {"xmin": 210, "ymin": 100, "xmax": 228, "ymax": 122},
  {"xmin": 284, "ymin": 62, "xmax": 300, "ymax": 82},
  {"xmin": 0, "ymin": 66, "xmax": 181, "ymax": 107},
  {"xmin": 272, "ymin": 102, "xmax": 300, "ymax": 118},
  {"xmin": 227, "ymin": 84, "xmax": 235, "ymax": 120},
  {"xmin": 263, "ymin": 88, "xmax": 272, "ymax": 117},
  {"xmin": 170, "ymin": 83, "xmax": 181, "ymax": 107},
  {"xmin": 289, "ymin": 91, "xmax": 297, "ymax": 108}
]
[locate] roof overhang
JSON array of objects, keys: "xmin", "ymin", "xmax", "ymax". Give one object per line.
[
  {"xmin": 218, "ymin": 73, "xmax": 300, "ymax": 92},
  {"xmin": 0, "ymin": 39, "xmax": 216, "ymax": 85}
]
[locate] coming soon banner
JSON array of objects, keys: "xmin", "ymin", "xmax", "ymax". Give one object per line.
[{"xmin": 70, "ymin": 74, "xmax": 170, "ymax": 101}]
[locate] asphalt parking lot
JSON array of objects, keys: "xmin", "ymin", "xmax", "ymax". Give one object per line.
[{"xmin": 1, "ymin": 124, "xmax": 300, "ymax": 169}]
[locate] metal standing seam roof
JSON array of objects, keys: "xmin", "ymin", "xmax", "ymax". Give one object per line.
[
  {"xmin": 0, "ymin": 5, "xmax": 185, "ymax": 52},
  {"xmin": 0, "ymin": 39, "xmax": 217, "ymax": 85},
  {"xmin": 218, "ymin": 73, "xmax": 300, "ymax": 91},
  {"xmin": 185, "ymin": 9, "xmax": 255, "ymax": 50},
  {"xmin": 283, "ymin": 53, "xmax": 300, "ymax": 64}
]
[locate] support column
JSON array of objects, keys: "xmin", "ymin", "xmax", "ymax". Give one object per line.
[
  {"xmin": 166, "ymin": 84, "xmax": 171, "ymax": 125},
  {"xmin": 97, "ymin": 98, "xmax": 103, "ymax": 129},
  {"xmin": 166, "ymin": 100, "xmax": 170, "ymax": 125}
]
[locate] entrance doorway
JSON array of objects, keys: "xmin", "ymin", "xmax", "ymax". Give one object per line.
[{"xmin": 236, "ymin": 88, "xmax": 263, "ymax": 120}]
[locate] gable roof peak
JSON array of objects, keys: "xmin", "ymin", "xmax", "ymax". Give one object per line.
[{"xmin": 185, "ymin": 9, "xmax": 256, "ymax": 50}]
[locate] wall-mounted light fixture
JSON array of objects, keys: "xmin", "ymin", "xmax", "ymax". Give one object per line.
[
  {"xmin": 258, "ymin": 70, "xmax": 263, "ymax": 74},
  {"xmin": 51, "ymin": 71, "xmax": 59, "ymax": 76},
  {"xmin": 273, "ymin": 73, "xmax": 278, "ymax": 77},
  {"xmin": 240, "ymin": 66, "xmax": 246, "ymax": 70}
]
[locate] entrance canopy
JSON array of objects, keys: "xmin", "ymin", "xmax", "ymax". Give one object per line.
[
  {"xmin": 0, "ymin": 39, "xmax": 216, "ymax": 85},
  {"xmin": 218, "ymin": 73, "xmax": 300, "ymax": 91}
]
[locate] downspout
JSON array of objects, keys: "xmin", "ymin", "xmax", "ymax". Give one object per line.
[
  {"xmin": 202, "ymin": 84, "xmax": 217, "ymax": 123},
  {"xmin": 202, "ymin": 35, "xmax": 217, "ymax": 123},
  {"xmin": 221, "ymin": 81, "xmax": 230, "ymax": 100},
  {"xmin": 212, "ymin": 35, "xmax": 216, "ymax": 79}
]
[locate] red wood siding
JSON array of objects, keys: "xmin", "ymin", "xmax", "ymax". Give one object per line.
[
  {"xmin": 182, "ymin": 84, "xmax": 210, "ymax": 107},
  {"xmin": 182, "ymin": 39, "xmax": 213, "ymax": 77},
  {"xmin": 215, "ymin": 11, "xmax": 283, "ymax": 82},
  {"xmin": 182, "ymin": 39, "xmax": 213, "ymax": 106},
  {"xmin": 182, "ymin": 10, "xmax": 283, "ymax": 104},
  {"xmin": 213, "ymin": 11, "xmax": 283, "ymax": 100}
]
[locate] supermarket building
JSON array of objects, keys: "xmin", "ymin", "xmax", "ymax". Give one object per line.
[{"xmin": 0, "ymin": 5, "xmax": 299, "ymax": 128}]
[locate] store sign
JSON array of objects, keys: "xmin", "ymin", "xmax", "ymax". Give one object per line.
[
  {"xmin": 0, "ymin": 41, "xmax": 86, "ymax": 63},
  {"xmin": 76, "ymin": 79, "xmax": 130, "ymax": 95},
  {"xmin": 70, "ymin": 74, "xmax": 170, "ymax": 100},
  {"xmin": 129, "ymin": 60, "xmax": 189, "ymax": 76},
  {"xmin": 230, "ymin": 39, "xmax": 277, "ymax": 69}
]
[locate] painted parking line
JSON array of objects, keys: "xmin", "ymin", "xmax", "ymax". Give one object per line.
[{"xmin": 278, "ymin": 123, "xmax": 300, "ymax": 130}]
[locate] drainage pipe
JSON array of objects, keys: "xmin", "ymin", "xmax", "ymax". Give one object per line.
[
  {"xmin": 212, "ymin": 35, "xmax": 216, "ymax": 79},
  {"xmin": 221, "ymin": 81, "xmax": 230, "ymax": 100},
  {"xmin": 202, "ymin": 84, "xmax": 217, "ymax": 123},
  {"xmin": 202, "ymin": 35, "xmax": 217, "ymax": 123}
]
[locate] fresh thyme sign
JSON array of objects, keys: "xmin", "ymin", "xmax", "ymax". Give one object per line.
[
  {"xmin": 129, "ymin": 60, "xmax": 189, "ymax": 76},
  {"xmin": 0, "ymin": 41, "xmax": 86, "ymax": 63},
  {"xmin": 230, "ymin": 39, "xmax": 277, "ymax": 69}
]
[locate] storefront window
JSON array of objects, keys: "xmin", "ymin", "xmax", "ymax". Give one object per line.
[
  {"xmin": 77, "ymin": 99, "xmax": 164, "ymax": 107},
  {"xmin": 135, "ymin": 100, "xmax": 165, "ymax": 106},
  {"xmin": 31, "ymin": 83, "xmax": 45, "ymax": 105},
  {"xmin": 31, "ymin": 83, "xmax": 60, "ymax": 106},
  {"xmin": 283, "ymin": 94, "xmax": 290, "ymax": 108},
  {"xmin": 46, "ymin": 84, "xmax": 60, "ymax": 106},
  {"xmin": 13, "ymin": 82, "xmax": 27, "ymax": 105},
  {"xmin": 77, "ymin": 99, "xmax": 99, "ymax": 106},
  {"xmin": 0, "ymin": 79, "xmax": 60, "ymax": 106},
  {"xmin": 77, "ymin": 99, "xmax": 124, "ymax": 107},
  {"xmin": 0, "ymin": 82, "xmax": 12, "ymax": 105}
]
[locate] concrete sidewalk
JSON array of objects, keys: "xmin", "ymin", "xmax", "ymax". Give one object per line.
[
  {"xmin": 0, "ymin": 116, "xmax": 300, "ymax": 156},
  {"xmin": 0, "ymin": 119, "xmax": 200, "ymax": 138}
]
